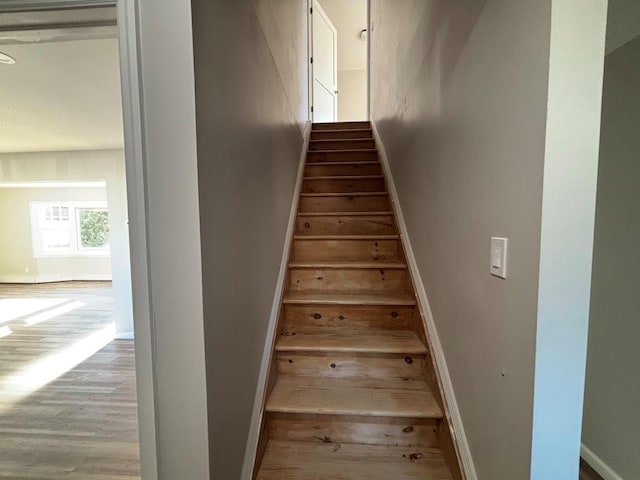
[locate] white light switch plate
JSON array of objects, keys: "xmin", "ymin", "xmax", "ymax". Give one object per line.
[{"xmin": 490, "ymin": 237, "xmax": 508, "ymax": 279}]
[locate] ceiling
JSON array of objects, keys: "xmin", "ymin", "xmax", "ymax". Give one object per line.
[
  {"xmin": 0, "ymin": 36, "xmax": 123, "ymax": 153},
  {"xmin": 606, "ymin": 0, "xmax": 640, "ymax": 53},
  {"xmin": 317, "ymin": 0, "xmax": 367, "ymax": 71},
  {"xmin": 0, "ymin": 6, "xmax": 116, "ymax": 44}
]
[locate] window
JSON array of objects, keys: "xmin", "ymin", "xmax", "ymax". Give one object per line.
[
  {"xmin": 31, "ymin": 202, "xmax": 110, "ymax": 257},
  {"xmin": 77, "ymin": 208, "xmax": 110, "ymax": 250}
]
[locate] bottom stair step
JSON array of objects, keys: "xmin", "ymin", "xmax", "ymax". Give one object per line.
[{"xmin": 257, "ymin": 440, "xmax": 453, "ymax": 480}]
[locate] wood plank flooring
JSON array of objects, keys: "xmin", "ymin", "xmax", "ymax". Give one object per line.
[
  {"xmin": 579, "ymin": 459, "xmax": 605, "ymax": 480},
  {"xmin": 0, "ymin": 282, "xmax": 140, "ymax": 479}
]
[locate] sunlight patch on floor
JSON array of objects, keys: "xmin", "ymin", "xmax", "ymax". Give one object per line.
[
  {"xmin": 0, "ymin": 298, "xmax": 69, "ymax": 325},
  {"xmin": 0, "ymin": 326, "xmax": 11, "ymax": 339},
  {"xmin": 24, "ymin": 300, "xmax": 85, "ymax": 326},
  {"xmin": 0, "ymin": 323, "xmax": 116, "ymax": 410}
]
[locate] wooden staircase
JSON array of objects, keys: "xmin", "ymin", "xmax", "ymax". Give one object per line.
[{"xmin": 253, "ymin": 121, "xmax": 461, "ymax": 480}]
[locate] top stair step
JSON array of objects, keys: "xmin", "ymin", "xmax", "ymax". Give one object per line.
[{"xmin": 313, "ymin": 121, "xmax": 371, "ymax": 130}]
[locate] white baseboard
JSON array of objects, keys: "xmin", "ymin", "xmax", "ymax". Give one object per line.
[
  {"xmin": 37, "ymin": 274, "xmax": 112, "ymax": 282},
  {"xmin": 581, "ymin": 443, "xmax": 625, "ymax": 480},
  {"xmin": 115, "ymin": 331, "xmax": 135, "ymax": 340},
  {"xmin": 240, "ymin": 122, "xmax": 312, "ymax": 480},
  {"xmin": 0, "ymin": 273, "xmax": 112, "ymax": 284},
  {"xmin": 0, "ymin": 274, "xmax": 38, "ymax": 283},
  {"xmin": 371, "ymin": 121, "xmax": 478, "ymax": 480}
]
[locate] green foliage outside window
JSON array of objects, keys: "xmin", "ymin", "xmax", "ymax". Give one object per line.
[{"xmin": 79, "ymin": 209, "xmax": 110, "ymax": 249}]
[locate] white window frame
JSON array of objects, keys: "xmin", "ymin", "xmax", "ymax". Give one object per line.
[{"xmin": 30, "ymin": 201, "xmax": 111, "ymax": 258}]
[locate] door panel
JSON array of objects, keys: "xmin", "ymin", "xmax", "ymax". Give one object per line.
[{"xmin": 312, "ymin": 0, "xmax": 337, "ymax": 122}]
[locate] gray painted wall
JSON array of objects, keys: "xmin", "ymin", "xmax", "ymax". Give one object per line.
[
  {"xmin": 370, "ymin": 2, "xmax": 548, "ymax": 477},
  {"xmin": 370, "ymin": 1, "xmax": 607, "ymax": 478},
  {"xmin": 190, "ymin": 0, "xmax": 308, "ymax": 477},
  {"xmin": 582, "ymin": 35, "xmax": 640, "ymax": 480}
]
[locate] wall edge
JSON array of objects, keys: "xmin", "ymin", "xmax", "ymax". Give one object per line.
[{"xmin": 372, "ymin": 120, "xmax": 478, "ymax": 480}]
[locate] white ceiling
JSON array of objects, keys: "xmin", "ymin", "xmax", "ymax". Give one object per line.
[
  {"xmin": 317, "ymin": 0, "xmax": 367, "ymax": 71},
  {"xmin": 606, "ymin": 0, "xmax": 640, "ymax": 53},
  {"xmin": 0, "ymin": 37, "xmax": 123, "ymax": 153}
]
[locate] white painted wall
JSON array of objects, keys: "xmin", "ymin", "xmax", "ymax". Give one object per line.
[
  {"xmin": 128, "ymin": 0, "xmax": 211, "ymax": 477},
  {"xmin": 530, "ymin": 2, "xmax": 607, "ymax": 478},
  {"xmin": 338, "ymin": 69, "xmax": 367, "ymax": 121},
  {"xmin": 582, "ymin": 35, "xmax": 640, "ymax": 480},
  {"xmin": 0, "ymin": 187, "xmax": 110, "ymax": 281},
  {"xmin": 370, "ymin": 1, "xmax": 607, "ymax": 478},
  {"xmin": 190, "ymin": 0, "xmax": 308, "ymax": 477},
  {"xmin": 0, "ymin": 149, "xmax": 133, "ymax": 336}
]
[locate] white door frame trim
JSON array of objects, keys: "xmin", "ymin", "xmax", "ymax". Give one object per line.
[
  {"xmin": 0, "ymin": 0, "xmax": 160, "ymax": 478},
  {"xmin": 307, "ymin": 0, "xmax": 313, "ymax": 122},
  {"xmin": 116, "ymin": 0, "xmax": 159, "ymax": 478}
]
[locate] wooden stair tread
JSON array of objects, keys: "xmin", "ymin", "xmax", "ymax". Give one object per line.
[
  {"xmin": 310, "ymin": 138, "xmax": 373, "ymax": 143},
  {"xmin": 276, "ymin": 329, "xmax": 427, "ymax": 354},
  {"xmin": 305, "ymin": 160, "xmax": 379, "ymax": 166},
  {"xmin": 288, "ymin": 261, "xmax": 406, "ymax": 269},
  {"xmin": 307, "ymin": 148, "xmax": 377, "ymax": 154},
  {"xmin": 303, "ymin": 175, "xmax": 384, "ymax": 180},
  {"xmin": 257, "ymin": 440, "xmax": 452, "ymax": 480},
  {"xmin": 297, "ymin": 211, "xmax": 393, "ymax": 217},
  {"xmin": 310, "ymin": 128, "xmax": 372, "ymax": 134},
  {"xmin": 300, "ymin": 192, "xmax": 388, "ymax": 197},
  {"xmin": 294, "ymin": 234, "xmax": 398, "ymax": 240},
  {"xmin": 313, "ymin": 121, "xmax": 371, "ymax": 128},
  {"xmin": 283, "ymin": 291, "xmax": 416, "ymax": 306},
  {"xmin": 266, "ymin": 375, "xmax": 442, "ymax": 418}
]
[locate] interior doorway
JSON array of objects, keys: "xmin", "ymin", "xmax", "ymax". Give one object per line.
[
  {"xmin": 310, "ymin": 0, "xmax": 369, "ymax": 122},
  {"xmin": 0, "ymin": 4, "xmax": 141, "ymax": 478}
]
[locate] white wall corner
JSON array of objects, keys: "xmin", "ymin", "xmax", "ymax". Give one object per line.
[
  {"xmin": 371, "ymin": 121, "xmax": 478, "ymax": 480},
  {"xmin": 581, "ymin": 444, "xmax": 625, "ymax": 480},
  {"xmin": 240, "ymin": 121, "xmax": 312, "ymax": 480}
]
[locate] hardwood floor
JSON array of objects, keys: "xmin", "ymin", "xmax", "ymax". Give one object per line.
[
  {"xmin": 580, "ymin": 459, "xmax": 605, "ymax": 480},
  {"xmin": 0, "ymin": 282, "xmax": 140, "ymax": 479}
]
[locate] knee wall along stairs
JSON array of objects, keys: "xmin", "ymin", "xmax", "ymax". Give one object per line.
[{"xmin": 251, "ymin": 121, "xmax": 464, "ymax": 480}]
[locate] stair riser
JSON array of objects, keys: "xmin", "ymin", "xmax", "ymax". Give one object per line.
[
  {"xmin": 311, "ymin": 130, "xmax": 373, "ymax": 140},
  {"xmin": 307, "ymin": 150, "xmax": 378, "ymax": 163},
  {"xmin": 276, "ymin": 352, "xmax": 426, "ymax": 380},
  {"xmin": 299, "ymin": 195, "xmax": 390, "ymax": 213},
  {"xmin": 296, "ymin": 215, "xmax": 396, "ymax": 235},
  {"xmin": 313, "ymin": 121, "xmax": 371, "ymax": 130},
  {"xmin": 282, "ymin": 305, "xmax": 416, "ymax": 331},
  {"xmin": 302, "ymin": 177, "xmax": 386, "ymax": 194},
  {"xmin": 304, "ymin": 163, "xmax": 381, "ymax": 177},
  {"xmin": 288, "ymin": 268, "xmax": 408, "ymax": 292},
  {"xmin": 293, "ymin": 239, "xmax": 400, "ymax": 262},
  {"xmin": 310, "ymin": 139, "xmax": 376, "ymax": 151},
  {"xmin": 266, "ymin": 413, "xmax": 439, "ymax": 447}
]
